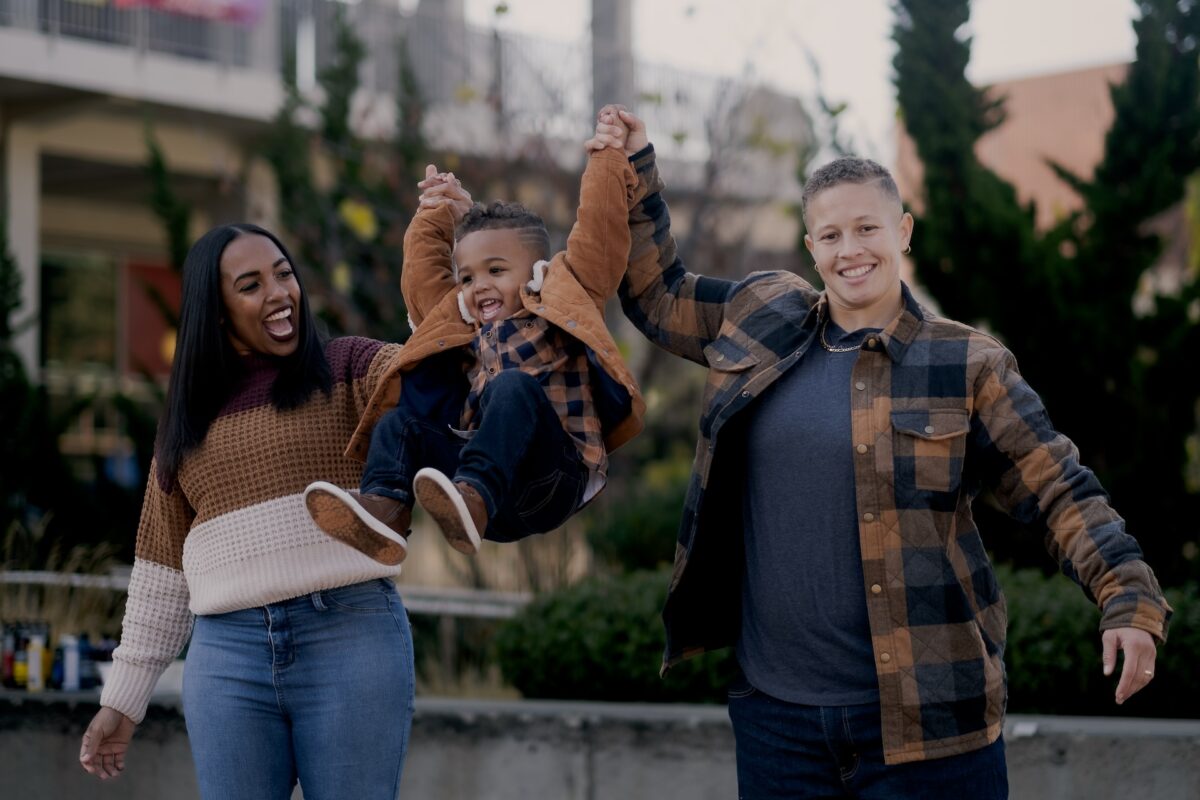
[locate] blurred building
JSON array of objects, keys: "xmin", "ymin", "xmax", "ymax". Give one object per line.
[
  {"xmin": 895, "ymin": 62, "xmax": 1128, "ymax": 229},
  {"xmin": 895, "ymin": 61, "xmax": 1193, "ymax": 304},
  {"xmin": 1, "ymin": 0, "xmax": 811, "ymax": 588},
  {"xmin": 1, "ymin": 0, "xmax": 812, "ymax": 467}
]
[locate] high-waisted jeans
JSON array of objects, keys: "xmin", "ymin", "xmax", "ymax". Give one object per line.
[{"xmin": 182, "ymin": 579, "xmax": 415, "ymax": 800}]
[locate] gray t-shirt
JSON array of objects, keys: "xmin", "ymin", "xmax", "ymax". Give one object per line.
[{"xmin": 736, "ymin": 322, "xmax": 880, "ymax": 705}]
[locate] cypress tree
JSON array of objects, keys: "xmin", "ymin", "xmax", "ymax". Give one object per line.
[
  {"xmin": 265, "ymin": 8, "xmax": 429, "ymax": 341},
  {"xmin": 894, "ymin": 0, "xmax": 1200, "ymax": 580}
]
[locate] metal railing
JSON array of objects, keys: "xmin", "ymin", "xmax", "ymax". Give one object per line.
[
  {"xmin": 0, "ymin": 570, "xmax": 531, "ymax": 619},
  {"xmin": 0, "ymin": 0, "xmax": 791, "ymax": 163},
  {"xmin": 0, "ymin": 0, "xmax": 253, "ymax": 66}
]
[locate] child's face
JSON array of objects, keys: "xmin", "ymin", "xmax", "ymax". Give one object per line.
[{"xmin": 454, "ymin": 229, "xmax": 536, "ymax": 324}]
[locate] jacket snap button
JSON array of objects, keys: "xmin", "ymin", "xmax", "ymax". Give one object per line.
[
  {"xmin": 741, "ymin": 391, "xmax": 750, "ymax": 398},
  {"xmin": 715, "ymin": 353, "xmax": 725, "ymax": 362},
  {"xmin": 924, "ymin": 425, "xmax": 935, "ymax": 434},
  {"xmin": 855, "ymin": 381, "xmax": 866, "ymax": 391},
  {"xmin": 856, "ymin": 444, "xmax": 868, "ymax": 454},
  {"xmin": 863, "ymin": 512, "xmax": 875, "ymax": 522},
  {"xmin": 871, "ymin": 583, "xmax": 882, "ymax": 595},
  {"xmin": 867, "ymin": 337, "xmax": 878, "ymax": 348},
  {"xmin": 880, "ymin": 652, "xmax": 891, "ymax": 663}
]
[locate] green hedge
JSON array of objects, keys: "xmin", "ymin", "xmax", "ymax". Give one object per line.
[
  {"xmin": 999, "ymin": 565, "xmax": 1199, "ymax": 718},
  {"xmin": 495, "ymin": 565, "xmax": 1199, "ymax": 717},
  {"xmin": 494, "ymin": 568, "xmax": 734, "ymax": 702}
]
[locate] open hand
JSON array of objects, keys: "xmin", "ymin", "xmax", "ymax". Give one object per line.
[
  {"xmin": 1102, "ymin": 627, "xmax": 1157, "ymax": 705},
  {"xmin": 79, "ymin": 706, "xmax": 136, "ymax": 780}
]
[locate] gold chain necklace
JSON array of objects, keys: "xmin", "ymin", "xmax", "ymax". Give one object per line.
[{"xmin": 819, "ymin": 318, "xmax": 863, "ymax": 353}]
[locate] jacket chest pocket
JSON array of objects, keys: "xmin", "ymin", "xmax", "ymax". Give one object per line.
[
  {"xmin": 701, "ymin": 337, "xmax": 760, "ymax": 410},
  {"xmin": 892, "ymin": 409, "xmax": 970, "ymax": 493}
]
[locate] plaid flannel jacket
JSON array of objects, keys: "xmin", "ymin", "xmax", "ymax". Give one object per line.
[
  {"xmin": 619, "ymin": 146, "xmax": 1171, "ymax": 765},
  {"xmin": 463, "ymin": 311, "xmax": 608, "ymax": 490}
]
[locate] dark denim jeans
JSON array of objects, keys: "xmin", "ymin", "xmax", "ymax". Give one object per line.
[
  {"xmin": 361, "ymin": 365, "xmax": 586, "ymax": 542},
  {"xmin": 727, "ymin": 674, "xmax": 1008, "ymax": 799}
]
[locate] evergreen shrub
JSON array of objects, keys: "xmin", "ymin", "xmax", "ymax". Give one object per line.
[
  {"xmin": 494, "ymin": 568, "xmax": 734, "ymax": 703},
  {"xmin": 496, "ymin": 564, "xmax": 1198, "ymax": 717}
]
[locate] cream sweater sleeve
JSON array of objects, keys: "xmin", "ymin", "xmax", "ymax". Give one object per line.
[{"xmin": 101, "ymin": 460, "xmax": 195, "ymax": 723}]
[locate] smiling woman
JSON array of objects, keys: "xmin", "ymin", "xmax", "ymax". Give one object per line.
[
  {"xmin": 218, "ymin": 233, "xmax": 302, "ymax": 358},
  {"xmin": 77, "ymin": 223, "xmax": 416, "ymax": 800}
]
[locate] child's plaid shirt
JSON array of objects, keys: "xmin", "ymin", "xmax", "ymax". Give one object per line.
[{"xmin": 462, "ymin": 310, "xmax": 607, "ymax": 499}]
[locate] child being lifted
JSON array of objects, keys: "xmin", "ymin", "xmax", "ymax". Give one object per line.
[{"xmin": 304, "ymin": 111, "xmax": 644, "ymax": 563}]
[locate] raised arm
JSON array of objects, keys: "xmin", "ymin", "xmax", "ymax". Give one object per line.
[
  {"xmin": 555, "ymin": 123, "xmax": 639, "ymax": 309},
  {"xmin": 401, "ymin": 166, "xmax": 473, "ymax": 328},
  {"xmin": 614, "ymin": 109, "xmax": 734, "ymax": 366},
  {"xmin": 973, "ymin": 346, "xmax": 1169, "ymax": 703}
]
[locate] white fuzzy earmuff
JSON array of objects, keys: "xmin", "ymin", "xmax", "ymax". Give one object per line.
[
  {"xmin": 526, "ymin": 259, "xmax": 549, "ymax": 293},
  {"xmin": 457, "ymin": 291, "xmax": 477, "ymax": 324}
]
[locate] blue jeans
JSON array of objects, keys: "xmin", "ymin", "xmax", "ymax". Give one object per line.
[
  {"xmin": 362, "ymin": 367, "xmax": 587, "ymax": 542},
  {"xmin": 727, "ymin": 675, "xmax": 1008, "ymax": 799},
  {"xmin": 182, "ymin": 580, "xmax": 415, "ymax": 800}
]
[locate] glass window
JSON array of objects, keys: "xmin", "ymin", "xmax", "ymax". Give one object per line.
[{"xmin": 40, "ymin": 251, "xmax": 118, "ymax": 372}]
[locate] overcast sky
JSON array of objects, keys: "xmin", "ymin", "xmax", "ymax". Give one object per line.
[{"xmin": 455, "ymin": 0, "xmax": 1139, "ymax": 164}]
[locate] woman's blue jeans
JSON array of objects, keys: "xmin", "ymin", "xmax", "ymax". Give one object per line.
[
  {"xmin": 182, "ymin": 579, "xmax": 415, "ymax": 800},
  {"xmin": 727, "ymin": 676, "xmax": 1008, "ymax": 799}
]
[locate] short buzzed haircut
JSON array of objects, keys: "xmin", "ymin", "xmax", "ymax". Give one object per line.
[
  {"xmin": 454, "ymin": 201, "xmax": 552, "ymax": 263},
  {"xmin": 801, "ymin": 157, "xmax": 902, "ymax": 221}
]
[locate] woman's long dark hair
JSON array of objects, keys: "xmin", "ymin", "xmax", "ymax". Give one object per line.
[{"xmin": 155, "ymin": 224, "xmax": 331, "ymax": 484}]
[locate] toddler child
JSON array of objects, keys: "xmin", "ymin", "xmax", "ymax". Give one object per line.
[{"xmin": 304, "ymin": 117, "xmax": 644, "ymax": 563}]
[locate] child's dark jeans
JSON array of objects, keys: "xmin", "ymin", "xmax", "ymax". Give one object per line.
[{"xmin": 361, "ymin": 360, "xmax": 587, "ymax": 542}]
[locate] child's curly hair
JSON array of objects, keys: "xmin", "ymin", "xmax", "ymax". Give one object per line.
[{"xmin": 454, "ymin": 201, "xmax": 551, "ymax": 262}]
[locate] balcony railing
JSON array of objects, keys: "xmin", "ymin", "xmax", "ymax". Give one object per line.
[
  {"xmin": 0, "ymin": 0, "xmax": 804, "ymax": 163},
  {"xmin": 0, "ymin": 0, "xmax": 252, "ymax": 65}
]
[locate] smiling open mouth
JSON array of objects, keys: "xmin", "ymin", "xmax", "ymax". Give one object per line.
[
  {"xmin": 263, "ymin": 307, "xmax": 295, "ymax": 340},
  {"xmin": 478, "ymin": 298, "xmax": 503, "ymax": 321},
  {"xmin": 838, "ymin": 264, "xmax": 876, "ymax": 280}
]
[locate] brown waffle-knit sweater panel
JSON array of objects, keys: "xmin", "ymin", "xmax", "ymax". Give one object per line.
[{"xmin": 103, "ymin": 337, "xmax": 401, "ymax": 723}]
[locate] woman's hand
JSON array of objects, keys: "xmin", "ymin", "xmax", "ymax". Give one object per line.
[
  {"xmin": 1102, "ymin": 627, "xmax": 1157, "ymax": 705},
  {"xmin": 417, "ymin": 164, "xmax": 473, "ymax": 224},
  {"xmin": 586, "ymin": 105, "xmax": 629, "ymax": 153},
  {"xmin": 79, "ymin": 706, "xmax": 136, "ymax": 780},
  {"xmin": 589, "ymin": 104, "xmax": 649, "ymax": 157}
]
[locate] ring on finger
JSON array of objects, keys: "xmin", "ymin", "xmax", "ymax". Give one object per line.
[{"xmin": 1143, "ymin": 669, "xmax": 1154, "ymax": 677}]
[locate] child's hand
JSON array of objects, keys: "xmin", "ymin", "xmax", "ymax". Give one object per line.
[
  {"xmin": 418, "ymin": 164, "xmax": 473, "ymax": 224},
  {"xmin": 585, "ymin": 104, "xmax": 629, "ymax": 153}
]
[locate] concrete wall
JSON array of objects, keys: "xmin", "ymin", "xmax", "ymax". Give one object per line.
[{"xmin": 3, "ymin": 691, "xmax": 1199, "ymax": 799}]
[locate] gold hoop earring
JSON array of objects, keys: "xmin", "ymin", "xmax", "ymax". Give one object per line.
[{"xmin": 902, "ymin": 244, "xmax": 912, "ymax": 255}]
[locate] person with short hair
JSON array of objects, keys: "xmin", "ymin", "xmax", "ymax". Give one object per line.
[
  {"xmin": 600, "ymin": 105, "xmax": 1169, "ymax": 798},
  {"xmin": 304, "ymin": 117, "xmax": 645, "ymax": 558}
]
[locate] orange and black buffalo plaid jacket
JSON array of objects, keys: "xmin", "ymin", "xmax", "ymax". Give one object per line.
[{"xmin": 619, "ymin": 146, "xmax": 1171, "ymax": 765}]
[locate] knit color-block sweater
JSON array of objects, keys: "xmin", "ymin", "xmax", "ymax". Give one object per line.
[{"xmin": 101, "ymin": 337, "xmax": 403, "ymax": 723}]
